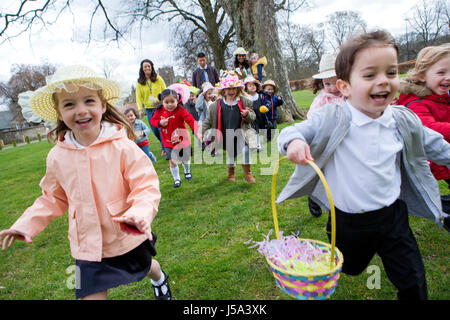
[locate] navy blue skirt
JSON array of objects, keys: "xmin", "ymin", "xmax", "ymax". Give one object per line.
[{"xmin": 75, "ymin": 234, "xmax": 157, "ymax": 299}]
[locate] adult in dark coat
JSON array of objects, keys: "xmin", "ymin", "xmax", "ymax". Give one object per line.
[{"xmin": 192, "ymin": 52, "xmax": 220, "ymax": 89}]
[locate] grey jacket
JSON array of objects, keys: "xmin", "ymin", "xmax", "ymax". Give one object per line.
[
  {"xmin": 195, "ymin": 94, "xmax": 209, "ymax": 122},
  {"xmin": 277, "ymin": 103, "xmax": 450, "ymax": 227}
]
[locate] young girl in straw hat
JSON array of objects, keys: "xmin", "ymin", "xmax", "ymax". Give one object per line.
[
  {"xmin": 244, "ymin": 76, "xmax": 270, "ymax": 152},
  {"xmin": 0, "ymin": 65, "xmax": 172, "ymax": 300},
  {"xmin": 202, "ymin": 73, "xmax": 257, "ymax": 183},
  {"xmin": 261, "ymin": 79, "xmax": 284, "ymax": 132}
]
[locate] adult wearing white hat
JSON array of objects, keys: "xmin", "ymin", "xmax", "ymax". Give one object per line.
[{"xmin": 233, "ymin": 47, "xmax": 251, "ymax": 80}]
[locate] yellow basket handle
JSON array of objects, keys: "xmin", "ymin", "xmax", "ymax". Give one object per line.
[{"xmin": 271, "ymin": 156, "xmax": 336, "ymax": 268}]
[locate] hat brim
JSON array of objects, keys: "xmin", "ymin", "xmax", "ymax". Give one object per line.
[
  {"xmin": 262, "ymin": 84, "xmax": 278, "ymax": 93},
  {"xmin": 30, "ymin": 78, "xmax": 122, "ymax": 122},
  {"xmin": 217, "ymin": 83, "xmax": 245, "ymax": 90},
  {"xmin": 312, "ymin": 70, "xmax": 337, "ymax": 79}
]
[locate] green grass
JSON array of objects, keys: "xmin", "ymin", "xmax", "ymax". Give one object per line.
[{"xmin": 0, "ymin": 90, "xmax": 448, "ymax": 300}]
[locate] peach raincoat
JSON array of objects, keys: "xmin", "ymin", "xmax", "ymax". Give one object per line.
[{"xmin": 11, "ymin": 125, "xmax": 161, "ymax": 262}]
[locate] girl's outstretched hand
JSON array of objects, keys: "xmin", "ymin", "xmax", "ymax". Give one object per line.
[
  {"xmin": 0, "ymin": 229, "xmax": 33, "ymax": 251},
  {"xmin": 286, "ymin": 139, "xmax": 314, "ymax": 165},
  {"xmin": 112, "ymin": 216, "xmax": 153, "ymax": 241}
]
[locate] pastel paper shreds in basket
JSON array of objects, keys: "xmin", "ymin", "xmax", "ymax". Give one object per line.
[{"xmin": 247, "ymin": 230, "xmax": 343, "ymax": 300}]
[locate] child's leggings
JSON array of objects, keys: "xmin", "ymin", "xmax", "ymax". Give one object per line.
[{"xmin": 226, "ymin": 144, "xmax": 250, "ymax": 166}]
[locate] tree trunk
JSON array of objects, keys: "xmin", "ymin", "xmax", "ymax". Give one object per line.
[
  {"xmin": 198, "ymin": 0, "xmax": 228, "ymax": 71},
  {"xmin": 219, "ymin": 0, "xmax": 306, "ymax": 122}
]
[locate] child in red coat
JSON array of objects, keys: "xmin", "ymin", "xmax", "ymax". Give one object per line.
[
  {"xmin": 151, "ymin": 89, "xmax": 201, "ymax": 188},
  {"xmin": 398, "ymin": 44, "xmax": 450, "ymax": 230}
]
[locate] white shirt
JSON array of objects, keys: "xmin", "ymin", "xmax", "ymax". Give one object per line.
[{"xmin": 322, "ymin": 102, "xmax": 403, "ymax": 213}]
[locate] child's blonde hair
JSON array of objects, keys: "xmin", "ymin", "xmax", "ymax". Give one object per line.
[
  {"xmin": 50, "ymin": 89, "xmax": 138, "ymax": 142},
  {"xmin": 406, "ymin": 44, "xmax": 450, "ymax": 85}
]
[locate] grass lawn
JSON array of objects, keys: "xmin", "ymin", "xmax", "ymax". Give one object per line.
[{"xmin": 0, "ymin": 89, "xmax": 448, "ymax": 300}]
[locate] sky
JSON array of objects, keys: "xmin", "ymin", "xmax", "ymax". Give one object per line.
[{"xmin": 0, "ymin": 0, "xmax": 424, "ymax": 109}]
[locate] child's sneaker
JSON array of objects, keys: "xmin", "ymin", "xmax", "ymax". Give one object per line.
[
  {"xmin": 185, "ymin": 172, "xmax": 192, "ymax": 181},
  {"xmin": 152, "ymin": 270, "xmax": 172, "ymax": 300},
  {"xmin": 173, "ymin": 179, "xmax": 181, "ymax": 188}
]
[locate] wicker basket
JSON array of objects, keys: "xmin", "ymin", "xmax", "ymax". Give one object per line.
[{"xmin": 267, "ymin": 157, "xmax": 344, "ymax": 300}]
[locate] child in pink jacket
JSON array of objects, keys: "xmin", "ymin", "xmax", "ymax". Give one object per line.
[
  {"xmin": 306, "ymin": 54, "xmax": 346, "ymax": 218},
  {"xmin": 0, "ymin": 65, "xmax": 172, "ymax": 300}
]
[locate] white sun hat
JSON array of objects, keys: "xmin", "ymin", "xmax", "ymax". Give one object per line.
[
  {"xmin": 312, "ymin": 53, "xmax": 338, "ymax": 79},
  {"xmin": 27, "ymin": 65, "xmax": 122, "ymax": 122}
]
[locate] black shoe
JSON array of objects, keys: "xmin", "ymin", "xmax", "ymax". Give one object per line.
[
  {"xmin": 185, "ymin": 172, "xmax": 192, "ymax": 181},
  {"xmin": 152, "ymin": 270, "xmax": 172, "ymax": 300},
  {"xmin": 444, "ymin": 216, "xmax": 450, "ymax": 233},
  {"xmin": 308, "ymin": 197, "xmax": 322, "ymax": 217},
  {"xmin": 173, "ymin": 179, "xmax": 181, "ymax": 188}
]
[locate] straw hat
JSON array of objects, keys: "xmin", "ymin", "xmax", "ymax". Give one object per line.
[
  {"xmin": 262, "ymin": 79, "xmax": 278, "ymax": 93},
  {"xmin": 233, "ymin": 47, "xmax": 248, "ymax": 56},
  {"xmin": 29, "ymin": 65, "xmax": 122, "ymax": 122},
  {"xmin": 216, "ymin": 73, "xmax": 245, "ymax": 90},
  {"xmin": 243, "ymin": 76, "xmax": 262, "ymax": 91},
  {"xmin": 312, "ymin": 53, "xmax": 337, "ymax": 79}
]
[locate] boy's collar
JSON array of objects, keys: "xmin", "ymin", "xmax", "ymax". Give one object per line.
[{"xmin": 346, "ymin": 101, "xmax": 394, "ymax": 128}]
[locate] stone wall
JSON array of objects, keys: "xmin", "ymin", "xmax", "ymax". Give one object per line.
[{"xmin": 0, "ymin": 125, "xmax": 47, "ymax": 145}]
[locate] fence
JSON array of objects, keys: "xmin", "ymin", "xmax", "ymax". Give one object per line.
[
  {"xmin": 288, "ymin": 60, "xmax": 416, "ymax": 91},
  {"xmin": 0, "ymin": 125, "xmax": 47, "ymax": 145}
]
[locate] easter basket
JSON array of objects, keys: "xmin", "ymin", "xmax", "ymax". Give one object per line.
[{"xmin": 266, "ymin": 157, "xmax": 344, "ymax": 300}]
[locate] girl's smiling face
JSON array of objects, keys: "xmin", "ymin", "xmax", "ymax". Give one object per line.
[
  {"xmin": 246, "ymin": 82, "xmax": 257, "ymax": 94},
  {"xmin": 163, "ymin": 95, "xmax": 178, "ymax": 112},
  {"xmin": 204, "ymin": 89, "xmax": 214, "ymax": 101},
  {"xmin": 223, "ymin": 88, "xmax": 238, "ymax": 100},
  {"xmin": 55, "ymin": 86, "xmax": 106, "ymax": 146},
  {"xmin": 322, "ymin": 76, "xmax": 341, "ymax": 96},
  {"xmin": 265, "ymin": 85, "xmax": 275, "ymax": 95},
  {"xmin": 419, "ymin": 55, "xmax": 450, "ymax": 96},
  {"xmin": 125, "ymin": 110, "xmax": 136, "ymax": 124}
]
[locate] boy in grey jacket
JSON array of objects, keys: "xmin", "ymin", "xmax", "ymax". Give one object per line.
[{"xmin": 277, "ymin": 30, "xmax": 450, "ymax": 300}]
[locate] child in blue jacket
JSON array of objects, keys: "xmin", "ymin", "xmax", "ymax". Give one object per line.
[{"xmin": 261, "ymin": 79, "xmax": 283, "ymax": 130}]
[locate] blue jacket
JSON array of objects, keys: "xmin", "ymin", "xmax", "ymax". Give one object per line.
[
  {"xmin": 277, "ymin": 103, "xmax": 450, "ymax": 227},
  {"xmin": 133, "ymin": 119, "xmax": 151, "ymax": 144},
  {"xmin": 260, "ymin": 92, "xmax": 284, "ymax": 120}
]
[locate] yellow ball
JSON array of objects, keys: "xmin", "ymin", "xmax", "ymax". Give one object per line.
[{"xmin": 260, "ymin": 105, "xmax": 269, "ymax": 113}]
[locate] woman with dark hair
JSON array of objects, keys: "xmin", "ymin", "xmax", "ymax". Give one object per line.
[
  {"xmin": 233, "ymin": 47, "xmax": 251, "ymax": 80},
  {"xmin": 136, "ymin": 59, "xmax": 167, "ymax": 156}
]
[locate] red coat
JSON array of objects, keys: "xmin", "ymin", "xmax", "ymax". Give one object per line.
[
  {"xmin": 150, "ymin": 105, "xmax": 199, "ymax": 149},
  {"xmin": 398, "ymin": 79, "xmax": 450, "ymax": 180}
]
